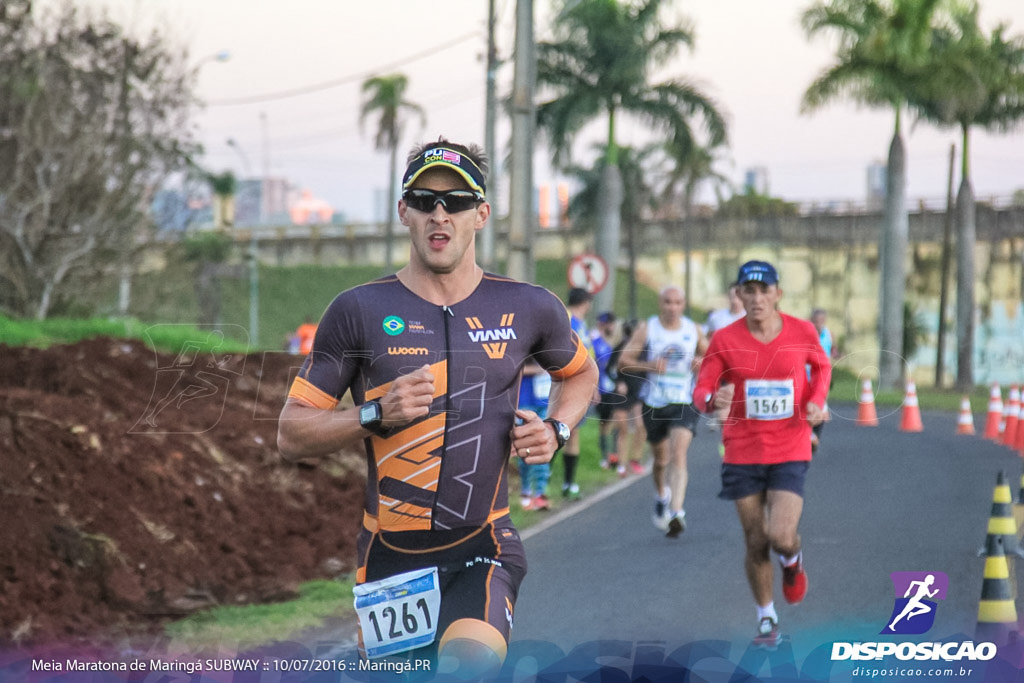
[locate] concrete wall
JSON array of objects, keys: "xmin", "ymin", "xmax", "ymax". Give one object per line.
[{"xmin": 208, "ymin": 205, "xmax": 1024, "ymax": 386}]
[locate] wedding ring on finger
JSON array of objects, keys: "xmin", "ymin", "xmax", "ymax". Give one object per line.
[{"xmin": 525, "ymin": 447, "xmax": 531, "ymax": 457}]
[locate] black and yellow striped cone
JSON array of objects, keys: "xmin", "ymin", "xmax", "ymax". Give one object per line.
[
  {"xmin": 1015, "ymin": 470, "xmax": 1024, "ymax": 532},
  {"xmin": 979, "ymin": 471, "xmax": 1024, "ymax": 559},
  {"xmin": 976, "ymin": 535, "xmax": 1020, "ymax": 645}
]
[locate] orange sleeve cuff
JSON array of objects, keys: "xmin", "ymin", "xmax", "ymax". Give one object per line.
[
  {"xmin": 287, "ymin": 376, "xmax": 339, "ymax": 410},
  {"xmin": 548, "ymin": 336, "xmax": 590, "ymax": 381}
]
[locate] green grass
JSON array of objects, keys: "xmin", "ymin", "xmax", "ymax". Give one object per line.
[
  {"xmin": 164, "ymin": 578, "xmax": 355, "ymax": 648},
  {"xmin": 0, "ymin": 314, "xmax": 250, "ymax": 354}
]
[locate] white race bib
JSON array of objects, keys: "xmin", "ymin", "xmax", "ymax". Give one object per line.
[
  {"xmin": 354, "ymin": 567, "xmax": 441, "ymax": 659},
  {"xmin": 745, "ymin": 380, "xmax": 795, "ymax": 420}
]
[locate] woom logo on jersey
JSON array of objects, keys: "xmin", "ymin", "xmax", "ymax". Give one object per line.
[
  {"xmin": 387, "ymin": 347, "xmax": 429, "ymax": 356},
  {"xmin": 465, "ymin": 314, "xmax": 516, "ymax": 359}
]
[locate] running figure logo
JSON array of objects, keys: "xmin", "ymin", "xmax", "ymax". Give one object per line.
[{"xmin": 882, "ymin": 571, "xmax": 949, "ymax": 635}]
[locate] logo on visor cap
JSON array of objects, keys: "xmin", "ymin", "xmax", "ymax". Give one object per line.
[{"xmin": 402, "ymin": 145, "xmax": 486, "ymax": 197}]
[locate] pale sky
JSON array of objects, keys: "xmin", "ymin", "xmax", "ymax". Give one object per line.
[{"xmin": 57, "ymin": 1, "xmax": 1024, "ymax": 221}]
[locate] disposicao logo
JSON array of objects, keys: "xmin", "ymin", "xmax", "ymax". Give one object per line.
[
  {"xmin": 383, "ymin": 316, "xmax": 405, "ymax": 336},
  {"xmin": 882, "ymin": 571, "xmax": 948, "ymax": 635},
  {"xmin": 831, "ymin": 570, "xmax": 997, "ymax": 663}
]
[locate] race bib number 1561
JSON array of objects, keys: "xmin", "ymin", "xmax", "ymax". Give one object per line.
[{"xmin": 745, "ymin": 379, "xmax": 795, "ymax": 420}]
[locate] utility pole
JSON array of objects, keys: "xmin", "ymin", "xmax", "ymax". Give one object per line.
[
  {"xmin": 227, "ymin": 137, "xmax": 259, "ymax": 349},
  {"xmin": 507, "ymin": 0, "xmax": 535, "ymax": 283},
  {"xmin": 935, "ymin": 144, "xmax": 955, "ymax": 388},
  {"xmin": 260, "ymin": 111, "xmax": 270, "ymax": 225},
  {"xmin": 481, "ymin": 0, "xmax": 499, "ymax": 271}
]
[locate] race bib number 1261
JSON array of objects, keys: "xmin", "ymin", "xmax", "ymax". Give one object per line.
[{"xmin": 354, "ymin": 567, "xmax": 441, "ymax": 659}]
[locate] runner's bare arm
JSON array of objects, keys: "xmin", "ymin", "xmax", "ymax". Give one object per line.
[{"xmin": 617, "ymin": 322, "xmax": 662, "ymax": 374}]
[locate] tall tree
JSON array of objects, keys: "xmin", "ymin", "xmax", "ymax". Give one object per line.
[
  {"xmin": 909, "ymin": 2, "xmax": 1024, "ymax": 390},
  {"xmin": 359, "ymin": 74, "xmax": 425, "ymax": 273},
  {"xmin": 802, "ymin": 0, "xmax": 946, "ymax": 389},
  {"xmin": 0, "ymin": 0, "xmax": 196, "ymax": 319},
  {"xmin": 564, "ymin": 144, "xmax": 659, "ymax": 319},
  {"xmin": 536, "ymin": 0, "xmax": 727, "ymax": 314}
]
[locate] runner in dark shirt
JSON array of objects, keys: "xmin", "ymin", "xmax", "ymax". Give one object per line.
[{"xmin": 277, "ymin": 138, "xmax": 597, "ymax": 677}]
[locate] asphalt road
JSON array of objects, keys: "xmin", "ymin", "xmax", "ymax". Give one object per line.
[{"xmin": 509, "ymin": 404, "xmax": 1024, "ymax": 680}]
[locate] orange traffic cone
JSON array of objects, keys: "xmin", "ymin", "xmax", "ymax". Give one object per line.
[
  {"xmin": 856, "ymin": 379, "xmax": 878, "ymax": 427},
  {"xmin": 1003, "ymin": 386, "xmax": 1020, "ymax": 449},
  {"xmin": 984, "ymin": 384, "xmax": 1004, "ymax": 441},
  {"xmin": 1016, "ymin": 409, "xmax": 1024, "ymax": 457},
  {"xmin": 956, "ymin": 396, "xmax": 976, "ymax": 435},
  {"xmin": 900, "ymin": 381, "xmax": 924, "ymax": 432}
]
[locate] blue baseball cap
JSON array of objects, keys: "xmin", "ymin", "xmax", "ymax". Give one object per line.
[{"xmin": 736, "ymin": 260, "xmax": 779, "ymax": 286}]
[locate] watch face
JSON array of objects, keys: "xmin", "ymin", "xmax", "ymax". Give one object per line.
[
  {"xmin": 557, "ymin": 422, "xmax": 571, "ymax": 442},
  {"xmin": 360, "ymin": 402, "xmax": 380, "ymax": 425}
]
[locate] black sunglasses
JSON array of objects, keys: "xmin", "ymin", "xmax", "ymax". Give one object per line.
[{"xmin": 402, "ymin": 188, "xmax": 484, "ymax": 214}]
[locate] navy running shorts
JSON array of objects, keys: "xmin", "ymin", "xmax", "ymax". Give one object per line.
[
  {"xmin": 642, "ymin": 402, "xmax": 701, "ymax": 444},
  {"xmin": 718, "ymin": 461, "xmax": 810, "ymax": 500},
  {"xmin": 360, "ymin": 524, "xmax": 527, "ymax": 655}
]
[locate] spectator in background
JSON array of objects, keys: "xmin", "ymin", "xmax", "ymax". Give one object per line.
[
  {"xmin": 619, "ymin": 285, "xmax": 707, "ymax": 538},
  {"xmin": 562, "ymin": 287, "xmax": 597, "ymax": 500},
  {"xmin": 293, "ymin": 317, "xmax": 318, "ymax": 355},
  {"xmin": 592, "ymin": 311, "xmax": 624, "ymax": 474},
  {"xmin": 809, "ymin": 308, "xmax": 834, "ymax": 452},
  {"xmin": 518, "ymin": 360, "xmax": 553, "ymax": 510},
  {"xmin": 705, "ymin": 283, "xmax": 745, "ymax": 338},
  {"xmin": 704, "ymin": 283, "xmax": 746, "ymax": 433},
  {"xmin": 608, "ymin": 319, "xmax": 647, "ymax": 476}
]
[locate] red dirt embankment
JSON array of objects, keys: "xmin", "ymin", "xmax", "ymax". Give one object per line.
[{"xmin": 0, "ymin": 337, "xmax": 364, "ymax": 646}]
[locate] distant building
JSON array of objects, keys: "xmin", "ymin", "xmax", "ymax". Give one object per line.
[
  {"xmin": 744, "ymin": 166, "xmax": 769, "ymax": 195},
  {"xmin": 236, "ymin": 179, "xmax": 262, "ymax": 226},
  {"xmin": 289, "ymin": 190, "xmax": 334, "ymax": 225},
  {"xmin": 867, "ymin": 161, "xmax": 886, "ymax": 212}
]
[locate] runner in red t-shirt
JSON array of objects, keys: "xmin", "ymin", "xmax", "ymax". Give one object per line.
[{"xmin": 693, "ymin": 260, "xmax": 831, "ymax": 649}]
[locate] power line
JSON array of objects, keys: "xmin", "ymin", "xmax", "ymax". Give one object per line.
[{"xmin": 207, "ymin": 31, "xmax": 482, "ymax": 106}]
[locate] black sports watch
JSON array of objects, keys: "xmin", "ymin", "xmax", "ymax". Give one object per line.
[
  {"xmin": 544, "ymin": 418, "xmax": 571, "ymax": 452},
  {"xmin": 359, "ymin": 400, "xmax": 389, "ymax": 436}
]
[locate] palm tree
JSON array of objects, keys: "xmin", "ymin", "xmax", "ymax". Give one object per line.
[
  {"xmin": 565, "ymin": 144, "xmax": 659, "ymax": 319},
  {"xmin": 360, "ymin": 74, "xmax": 425, "ymax": 272},
  {"xmin": 536, "ymin": 0, "xmax": 727, "ymax": 314},
  {"xmin": 801, "ymin": 0, "xmax": 946, "ymax": 390},
  {"xmin": 909, "ymin": 2, "xmax": 1024, "ymax": 390}
]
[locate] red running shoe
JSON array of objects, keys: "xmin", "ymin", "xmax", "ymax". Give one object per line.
[{"xmin": 782, "ymin": 557, "xmax": 807, "ymax": 604}]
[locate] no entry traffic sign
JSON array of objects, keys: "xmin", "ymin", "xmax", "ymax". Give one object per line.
[{"xmin": 567, "ymin": 253, "xmax": 609, "ymax": 294}]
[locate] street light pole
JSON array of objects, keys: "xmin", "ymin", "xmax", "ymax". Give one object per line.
[{"xmin": 226, "ymin": 137, "xmax": 260, "ymax": 350}]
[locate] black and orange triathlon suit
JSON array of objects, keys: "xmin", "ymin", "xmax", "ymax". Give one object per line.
[{"xmin": 287, "ymin": 273, "xmax": 589, "ymax": 653}]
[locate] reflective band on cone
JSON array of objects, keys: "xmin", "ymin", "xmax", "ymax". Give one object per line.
[
  {"xmin": 956, "ymin": 396, "xmax": 975, "ymax": 435},
  {"xmin": 857, "ymin": 379, "xmax": 878, "ymax": 427},
  {"xmin": 1003, "ymin": 386, "xmax": 1020, "ymax": 449},
  {"xmin": 899, "ymin": 381, "xmax": 923, "ymax": 432},
  {"xmin": 984, "ymin": 384, "xmax": 1004, "ymax": 441}
]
